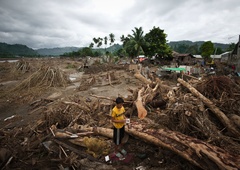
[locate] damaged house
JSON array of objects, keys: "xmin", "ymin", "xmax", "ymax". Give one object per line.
[
  {"xmin": 228, "ymin": 35, "xmax": 240, "ymax": 73},
  {"xmin": 172, "ymin": 51, "xmax": 196, "ymax": 65}
]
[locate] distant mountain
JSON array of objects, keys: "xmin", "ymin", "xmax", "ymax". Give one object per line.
[
  {"xmin": 0, "ymin": 42, "xmax": 38, "ymax": 57},
  {"xmin": 0, "ymin": 41, "xmax": 232, "ymax": 58},
  {"xmin": 36, "ymin": 44, "xmax": 123, "ymax": 56},
  {"xmin": 36, "ymin": 47, "xmax": 81, "ymax": 56},
  {"xmin": 168, "ymin": 40, "xmax": 230, "ymax": 51},
  {"xmin": 92, "ymin": 44, "xmax": 122, "ymax": 54},
  {"xmin": 106, "ymin": 44, "xmax": 122, "ymax": 52}
]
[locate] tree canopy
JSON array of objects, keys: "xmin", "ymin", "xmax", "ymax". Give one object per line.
[
  {"xmin": 126, "ymin": 27, "xmax": 146, "ymax": 57},
  {"xmin": 200, "ymin": 41, "xmax": 214, "ymax": 60},
  {"xmin": 143, "ymin": 26, "xmax": 172, "ymax": 58}
]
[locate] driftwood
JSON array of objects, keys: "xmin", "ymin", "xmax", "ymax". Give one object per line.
[
  {"xmin": 53, "ymin": 139, "xmax": 100, "ymax": 162},
  {"xmin": 135, "ymin": 87, "xmax": 147, "ymax": 119},
  {"xmin": 177, "ymin": 78, "xmax": 240, "ymax": 137},
  {"xmin": 90, "ymin": 94, "xmax": 114, "ymax": 101},
  {"xmin": 108, "ymin": 72, "xmax": 114, "ymax": 87},
  {"xmin": 183, "ymin": 73, "xmax": 200, "ymax": 80},
  {"xmin": 134, "ymin": 72, "xmax": 151, "ymax": 84},
  {"xmin": 62, "ymin": 101, "xmax": 91, "ymax": 112},
  {"xmin": 76, "ymin": 125, "xmax": 240, "ymax": 170}
]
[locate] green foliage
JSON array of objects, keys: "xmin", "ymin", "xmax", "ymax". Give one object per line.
[
  {"xmin": 200, "ymin": 41, "xmax": 214, "ymax": 59},
  {"xmin": 109, "ymin": 33, "xmax": 115, "ymax": 45},
  {"xmin": 126, "ymin": 27, "xmax": 146, "ymax": 57},
  {"xmin": 89, "ymin": 43, "xmax": 94, "ymax": 48},
  {"xmin": 215, "ymin": 47, "xmax": 223, "ymax": 55},
  {"xmin": 168, "ymin": 40, "xmax": 230, "ymax": 54},
  {"xmin": 143, "ymin": 26, "xmax": 172, "ymax": 57},
  {"xmin": 79, "ymin": 47, "xmax": 93, "ymax": 57},
  {"xmin": 187, "ymin": 44, "xmax": 199, "ymax": 54},
  {"xmin": 115, "ymin": 48, "xmax": 126, "ymax": 57},
  {"xmin": 38, "ymin": 47, "xmax": 80, "ymax": 56},
  {"xmin": 124, "ymin": 40, "xmax": 138, "ymax": 57},
  {"xmin": 226, "ymin": 43, "xmax": 236, "ymax": 51},
  {"xmin": 0, "ymin": 42, "xmax": 38, "ymax": 57},
  {"xmin": 92, "ymin": 33, "xmax": 115, "ymax": 49},
  {"xmin": 93, "ymin": 50, "xmax": 102, "ymax": 57}
]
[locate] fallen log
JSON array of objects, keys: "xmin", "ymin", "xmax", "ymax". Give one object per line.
[
  {"xmin": 177, "ymin": 78, "xmax": 240, "ymax": 137},
  {"xmin": 135, "ymin": 87, "xmax": 147, "ymax": 119},
  {"xmin": 134, "ymin": 72, "xmax": 151, "ymax": 84},
  {"xmin": 76, "ymin": 125, "xmax": 240, "ymax": 170},
  {"xmin": 127, "ymin": 124, "xmax": 240, "ymax": 170}
]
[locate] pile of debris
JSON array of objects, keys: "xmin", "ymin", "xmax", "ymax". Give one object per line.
[{"xmin": 0, "ymin": 62, "xmax": 240, "ymax": 170}]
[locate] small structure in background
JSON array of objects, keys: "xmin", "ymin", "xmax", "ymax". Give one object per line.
[
  {"xmin": 228, "ymin": 35, "xmax": 240, "ymax": 74},
  {"xmin": 172, "ymin": 51, "xmax": 196, "ymax": 66},
  {"xmin": 220, "ymin": 51, "xmax": 231, "ymax": 63}
]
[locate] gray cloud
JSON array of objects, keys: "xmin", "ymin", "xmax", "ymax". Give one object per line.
[{"xmin": 0, "ymin": 0, "xmax": 239, "ymax": 49}]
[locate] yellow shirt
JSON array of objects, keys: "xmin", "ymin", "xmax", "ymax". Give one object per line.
[{"xmin": 111, "ymin": 106, "xmax": 125, "ymax": 128}]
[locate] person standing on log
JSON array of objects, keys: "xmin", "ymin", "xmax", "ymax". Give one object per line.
[{"xmin": 111, "ymin": 97, "xmax": 127, "ymax": 154}]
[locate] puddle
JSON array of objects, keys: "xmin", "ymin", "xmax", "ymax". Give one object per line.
[{"xmin": 0, "ymin": 60, "xmax": 19, "ymax": 63}]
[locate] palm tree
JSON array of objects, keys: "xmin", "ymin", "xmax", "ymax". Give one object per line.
[
  {"xmin": 93, "ymin": 37, "xmax": 99, "ymax": 45},
  {"xmin": 89, "ymin": 42, "xmax": 94, "ymax": 48},
  {"xmin": 128, "ymin": 27, "xmax": 146, "ymax": 57},
  {"xmin": 120, "ymin": 35, "xmax": 130, "ymax": 47},
  {"xmin": 97, "ymin": 37, "xmax": 103, "ymax": 47},
  {"xmin": 104, "ymin": 36, "xmax": 108, "ymax": 47},
  {"xmin": 109, "ymin": 33, "xmax": 115, "ymax": 45}
]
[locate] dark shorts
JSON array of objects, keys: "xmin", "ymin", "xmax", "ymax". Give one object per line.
[{"xmin": 113, "ymin": 126, "xmax": 125, "ymax": 145}]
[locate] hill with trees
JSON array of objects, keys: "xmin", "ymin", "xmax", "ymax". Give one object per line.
[
  {"xmin": 0, "ymin": 38, "xmax": 234, "ymax": 58},
  {"xmin": 36, "ymin": 47, "xmax": 81, "ymax": 56},
  {"xmin": 0, "ymin": 42, "xmax": 38, "ymax": 57},
  {"xmin": 168, "ymin": 40, "xmax": 231, "ymax": 55}
]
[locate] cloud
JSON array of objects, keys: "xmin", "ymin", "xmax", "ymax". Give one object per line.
[{"xmin": 0, "ymin": 0, "xmax": 239, "ymax": 49}]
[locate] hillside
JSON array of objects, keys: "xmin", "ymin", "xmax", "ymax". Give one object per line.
[
  {"xmin": 0, "ymin": 41, "xmax": 232, "ymax": 57},
  {"xmin": 36, "ymin": 47, "xmax": 81, "ymax": 56},
  {"xmin": 0, "ymin": 42, "xmax": 38, "ymax": 57},
  {"xmin": 168, "ymin": 40, "xmax": 230, "ymax": 54}
]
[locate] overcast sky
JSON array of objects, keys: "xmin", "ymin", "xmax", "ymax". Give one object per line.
[{"xmin": 0, "ymin": 0, "xmax": 239, "ymax": 49}]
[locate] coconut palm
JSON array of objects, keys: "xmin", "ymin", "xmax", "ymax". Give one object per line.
[
  {"xmin": 109, "ymin": 33, "xmax": 115, "ymax": 45},
  {"xmin": 127, "ymin": 27, "xmax": 146, "ymax": 57}
]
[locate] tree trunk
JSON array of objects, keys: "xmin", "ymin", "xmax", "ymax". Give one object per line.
[
  {"xmin": 135, "ymin": 87, "xmax": 147, "ymax": 119},
  {"xmin": 134, "ymin": 72, "xmax": 151, "ymax": 84},
  {"xmin": 127, "ymin": 125, "xmax": 240, "ymax": 170},
  {"xmin": 76, "ymin": 125, "xmax": 240, "ymax": 170},
  {"xmin": 177, "ymin": 78, "xmax": 240, "ymax": 137}
]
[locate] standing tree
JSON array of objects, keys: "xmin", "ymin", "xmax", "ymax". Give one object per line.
[
  {"xmin": 226, "ymin": 43, "xmax": 236, "ymax": 52},
  {"xmin": 104, "ymin": 36, "xmax": 108, "ymax": 47},
  {"xmin": 92, "ymin": 37, "xmax": 103, "ymax": 48},
  {"xmin": 120, "ymin": 35, "xmax": 130, "ymax": 47},
  {"xmin": 127, "ymin": 27, "xmax": 146, "ymax": 57},
  {"xmin": 187, "ymin": 44, "xmax": 199, "ymax": 54},
  {"xmin": 200, "ymin": 41, "xmax": 214, "ymax": 61},
  {"xmin": 109, "ymin": 33, "xmax": 115, "ymax": 45},
  {"xmin": 144, "ymin": 26, "xmax": 172, "ymax": 58},
  {"xmin": 93, "ymin": 37, "xmax": 99, "ymax": 46},
  {"xmin": 97, "ymin": 37, "xmax": 103, "ymax": 47},
  {"xmin": 92, "ymin": 33, "xmax": 115, "ymax": 49},
  {"xmin": 89, "ymin": 42, "xmax": 94, "ymax": 48}
]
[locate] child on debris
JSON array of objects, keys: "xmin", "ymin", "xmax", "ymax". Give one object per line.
[{"xmin": 111, "ymin": 97, "xmax": 128, "ymax": 157}]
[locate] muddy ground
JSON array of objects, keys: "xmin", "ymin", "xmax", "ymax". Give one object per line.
[{"xmin": 0, "ymin": 58, "xmax": 239, "ymax": 170}]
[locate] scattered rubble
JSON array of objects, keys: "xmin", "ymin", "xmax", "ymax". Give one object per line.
[{"xmin": 0, "ymin": 58, "xmax": 240, "ymax": 170}]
